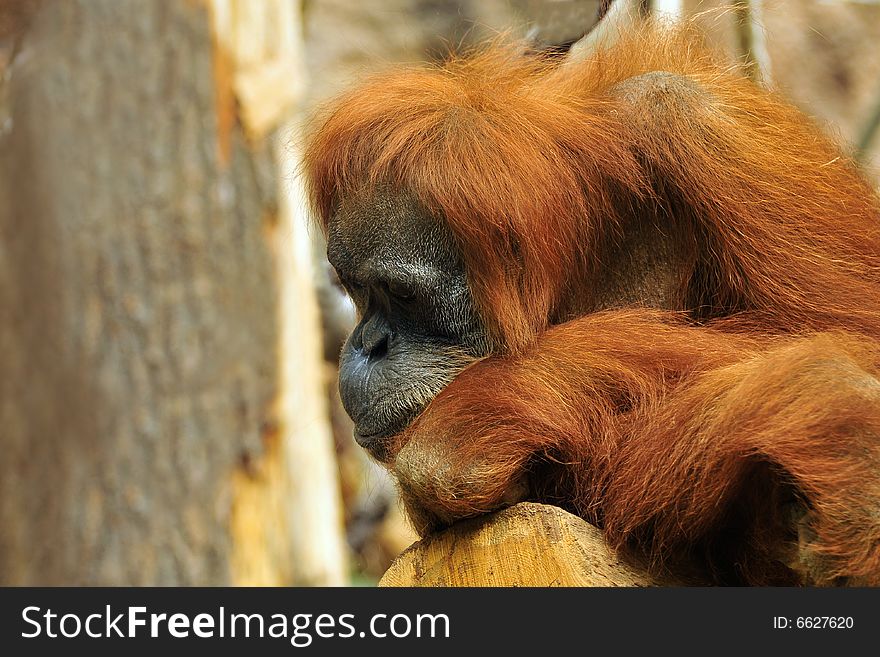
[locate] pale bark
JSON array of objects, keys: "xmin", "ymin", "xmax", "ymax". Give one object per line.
[{"xmin": 380, "ymin": 503, "xmax": 665, "ymax": 587}]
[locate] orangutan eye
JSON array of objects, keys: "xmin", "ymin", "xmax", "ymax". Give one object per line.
[{"xmin": 384, "ymin": 278, "xmax": 415, "ymax": 300}]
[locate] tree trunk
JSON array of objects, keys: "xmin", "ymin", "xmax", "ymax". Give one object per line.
[{"xmin": 0, "ymin": 0, "xmax": 345, "ymax": 585}]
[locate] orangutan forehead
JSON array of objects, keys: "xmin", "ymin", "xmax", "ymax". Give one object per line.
[{"xmin": 326, "ymin": 192, "xmax": 463, "ymax": 281}]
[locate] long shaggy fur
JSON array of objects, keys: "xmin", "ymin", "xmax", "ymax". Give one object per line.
[{"xmin": 305, "ymin": 22, "xmax": 880, "ymax": 585}]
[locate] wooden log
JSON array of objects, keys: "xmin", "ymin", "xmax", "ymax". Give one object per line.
[{"xmin": 379, "ymin": 502, "xmax": 663, "ymax": 587}]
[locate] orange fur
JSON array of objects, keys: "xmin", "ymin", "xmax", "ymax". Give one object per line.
[{"xmin": 305, "ymin": 23, "xmax": 880, "ymax": 585}]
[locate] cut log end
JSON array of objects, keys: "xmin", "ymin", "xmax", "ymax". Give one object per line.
[{"xmin": 379, "ymin": 502, "xmax": 663, "ymax": 587}]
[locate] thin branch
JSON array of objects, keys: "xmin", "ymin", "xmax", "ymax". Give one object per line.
[
  {"xmin": 651, "ymin": 0, "xmax": 684, "ymax": 17},
  {"xmin": 856, "ymin": 87, "xmax": 880, "ymax": 162},
  {"xmin": 733, "ymin": 0, "xmax": 772, "ymax": 84}
]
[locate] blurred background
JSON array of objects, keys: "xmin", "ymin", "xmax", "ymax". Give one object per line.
[{"xmin": 0, "ymin": 0, "xmax": 878, "ymax": 586}]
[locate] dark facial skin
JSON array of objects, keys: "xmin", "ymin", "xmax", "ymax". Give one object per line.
[{"xmin": 327, "ymin": 194, "xmax": 490, "ymax": 461}]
